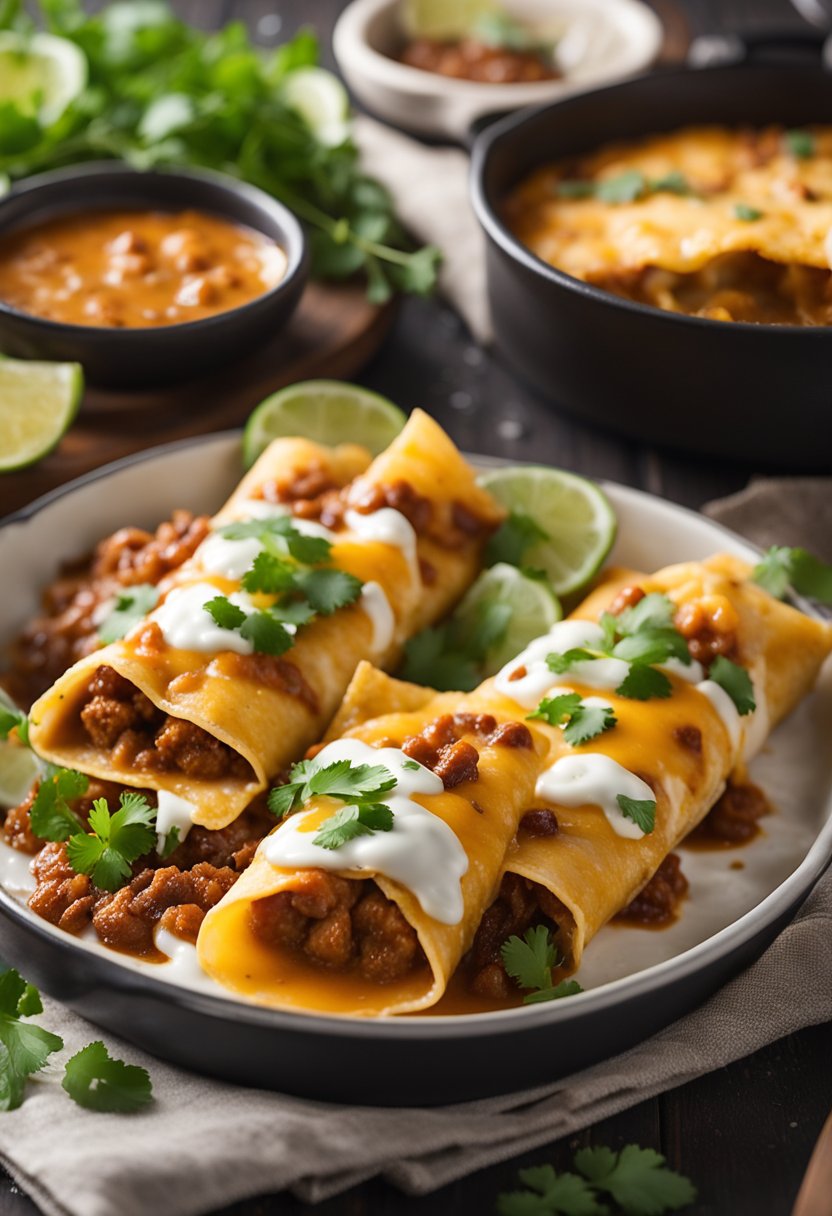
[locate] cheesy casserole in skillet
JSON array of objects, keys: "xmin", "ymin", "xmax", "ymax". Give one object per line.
[{"xmin": 504, "ymin": 125, "xmax": 832, "ymax": 324}]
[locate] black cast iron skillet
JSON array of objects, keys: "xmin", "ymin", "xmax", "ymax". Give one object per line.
[{"xmin": 470, "ymin": 45, "xmax": 832, "ymax": 469}]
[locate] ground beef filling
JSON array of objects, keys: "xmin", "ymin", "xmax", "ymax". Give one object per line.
[
  {"xmin": 464, "ymin": 873, "xmax": 569, "ymax": 1002},
  {"xmin": 399, "ymin": 711, "xmax": 533, "ymax": 789},
  {"xmin": 614, "ymin": 854, "xmax": 689, "ymax": 927},
  {"xmin": 399, "ymin": 37, "xmax": 559, "ymax": 84},
  {"xmin": 79, "ymin": 665, "xmax": 253, "ymax": 781},
  {"xmin": 250, "ymin": 872, "xmax": 428, "ymax": 984},
  {"xmin": 2, "ymin": 509, "xmax": 209, "ymax": 708},
  {"xmin": 690, "ymin": 779, "xmax": 770, "ymax": 845}
]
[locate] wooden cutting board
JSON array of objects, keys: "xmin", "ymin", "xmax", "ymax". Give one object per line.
[{"xmin": 1, "ymin": 280, "xmax": 396, "ymax": 519}]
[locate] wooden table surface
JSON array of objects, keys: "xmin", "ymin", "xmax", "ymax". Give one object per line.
[{"xmin": 3, "ymin": 1, "xmax": 831, "ymax": 1213}]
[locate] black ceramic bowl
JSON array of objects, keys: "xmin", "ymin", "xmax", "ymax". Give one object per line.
[
  {"xmin": 470, "ymin": 59, "xmax": 832, "ymax": 469},
  {"xmin": 0, "ymin": 163, "xmax": 308, "ymax": 389}
]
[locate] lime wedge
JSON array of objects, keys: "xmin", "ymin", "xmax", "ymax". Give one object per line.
[
  {"xmin": 402, "ymin": 0, "xmax": 498, "ymax": 38},
  {"xmin": 0, "ymin": 32, "xmax": 87, "ymax": 126},
  {"xmin": 243, "ymin": 380, "xmax": 407, "ymax": 468},
  {"xmin": 455, "ymin": 563, "xmax": 562, "ymax": 674},
  {"xmin": 0, "ymin": 691, "xmax": 37, "ymax": 810},
  {"xmin": 479, "ymin": 466, "xmax": 617, "ymax": 597},
  {"xmin": 0, "ymin": 358, "xmax": 83, "ymax": 472},
  {"xmin": 282, "ymin": 67, "xmax": 350, "ymax": 147}
]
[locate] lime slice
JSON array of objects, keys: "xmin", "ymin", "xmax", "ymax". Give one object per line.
[
  {"xmin": 402, "ymin": 0, "xmax": 498, "ymax": 39},
  {"xmin": 243, "ymin": 380, "xmax": 407, "ymax": 468},
  {"xmin": 0, "ymin": 691, "xmax": 37, "ymax": 811},
  {"xmin": 479, "ymin": 466, "xmax": 617, "ymax": 597},
  {"xmin": 455, "ymin": 562, "xmax": 562, "ymax": 675},
  {"xmin": 0, "ymin": 32, "xmax": 87, "ymax": 126},
  {"xmin": 282, "ymin": 67, "xmax": 350, "ymax": 147},
  {"xmin": 0, "ymin": 358, "xmax": 83, "ymax": 472}
]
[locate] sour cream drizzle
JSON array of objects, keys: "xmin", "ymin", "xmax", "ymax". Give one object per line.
[
  {"xmin": 264, "ymin": 738, "xmax": 468, "ymax": 925},
  {"xmin": 360, "ymin": 581, "xmax": 396, "ymax": 655},
  {"xmin": 536, "ymin": 754, "xmax": 655, "ymax": 839},
  {"xmin": 155, "ymin": 790, "xmax": 197, "ymax": 852},
  {"xmin": 343, "ymin": 507, "xmax": 420, "ymax": 585},
  {"xmin": 150, "ymin": 582, "xmax": 272, "ymax": 654}
]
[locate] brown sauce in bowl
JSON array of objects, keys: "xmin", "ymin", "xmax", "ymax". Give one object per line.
[
  {"xmin": 0, "ymin": 208, "xmax": 287, "ymax": 328},
  {"xmin": 399, "ymin": 36, "xmax": 558, "ymax": 83}
]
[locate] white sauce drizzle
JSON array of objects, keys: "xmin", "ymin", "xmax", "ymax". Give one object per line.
[
  {"xmin": 155, "ymin": 790, "xmax": 197, "ymax": 853},
  {"xmin": 343, "ymin": 507, "xmax": 421, "ymax": 586},
  {"xmin": 741, "ymin": 687, "xmax": 768, "ymax": 763},
  {"xmin": 360, "ymin": 581, "xmax": 395, "ymax": 655},
  {"xmin": 150, "ymin": 582, "xmax": 276, "ymax": 655},
  {"xmin": 696, "ymin": 679, "xmax": 741, "ymax": 753},
  {"xmin": 263, "ymin": 738, "xmax": 468, "ymax": 924},
  {"xmin": 195, "ymin": 509, "xmax": 337, "ymax": 581},
  {"xmin": 535, "ymin": 753, "xmax": 655, "ymax": 839}
]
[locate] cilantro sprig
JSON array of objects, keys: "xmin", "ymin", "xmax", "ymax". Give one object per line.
[
  {"xmin": 269, "ymin": 755, "xmax": 398, "ymax": 850},
  {"xmin": 500, "ymin": 926, "xmax": 583, "ymax": 1005},
  {"xmin": 98, "ymin": 584, "xmax": 159, "ymax": 643},
  {"xmin": 751, "ymin": 546, "xmax": 832, "ymax": 604},
  {"xmin": 734, "ymin": 203, "xmax": 763, "ymax": 222},
  {"xmin": 784, "ymin": 128, "xmax": 815, "ymax": 160},
  {"xmin": 616, "ymin": 794, "xmax": 657, "ymax": 835},
  {"xmin": 401, "ymin": 597, "xmax": 512, "ymax": 692},
  {"xmin": 66, "ymin": 792, "xmax": 157, "ymax": 892},
  {"xmin": 0, "ymin": 969, "xmax": 63, "ymax": 1111},
  {"xmin": 497, "ymin": 1144, "xmax": 697, "ymax": 1216},
  {"xmin": 708, "ymin": 656, "xmax": 755, "ymax": 716},
  {"xmin": 30, "ymin": 767, "xmax": 88, "ymax": 841},
  {"xmin": 0, "ymin": 701, "xmax": 29, "ymax": 747},
  {"xmin": 485, "ymin": 508, "xmax": 549, "ymax": 572},
  {"xmin": 529, "ymin": 692, "xmax": 617, "ymax": 746},
  {"xmin": 62, "ymin": 1041, "xmax": 153, "ymax": 1113},
  {"xmin": 557, "ymin": 169, "xmax": 693, "ymax": 205}
]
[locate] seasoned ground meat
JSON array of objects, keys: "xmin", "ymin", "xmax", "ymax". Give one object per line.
[
  {"xmin": 78, "ymin": 666, "xmax": 253, "ymax": 782},
  {"xmin": 690, "ymin": 779, "xmax": 770, "ymax": 845},
  {"xmin": 349, "ymin": 479, "xmax": 498, "ymax": 550},
  {"xmin": 674, "ymin": 724, "xmax": 703, "ymax": 754},
  {"xmin": 465, "ymin": 873, "xmax": 568, "ymax": 1001},
  {"xmin": 614, "ymin": 854, "xmax": 689, "ymax": 926},
  {"xmin": 432, "ymin": 740, "xmax": 479, "ymax": 788},
  {"xmin": 674, "ymin": 595, "xmax": 739, "ymax": 666},
  {"xmin": 519, "ymin": 809, "xmax": 559, "ymax": 838},
  {"xmin": 399, "ymin": 36, "xmax": 558, "ymax": 84},
  {"xmin": 29, "ymin": 843, "xmax": 94, "ymax": 933},
  {"xmin": 250, "ymin": 872, "xmax": 427, "ymax": 983},
  {"xmin": 3, "ymin": 787, "xmax": 42, "ymax": 855},
  {"xmin": 400, "ymin": 712, "xmax": 533, "ymax": 789},
  {"xmin": 2, "ymin": 510, "xmax": 209, "ymax": 708}
]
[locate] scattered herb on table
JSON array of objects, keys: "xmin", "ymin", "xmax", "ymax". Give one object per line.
[
  {"xmin": 500, "ymin": 925, "xmax": 583, "ymax": 1005},
  {"xmin": 62, "ymin": 1040, "xmax": 153, "ymax": 1112},
  {"xmin": 0, "ymin": 969, "xmax": 63, "ymax": 1111},
  {"xmin": 269, "ymin": 755, "xmax": 398, "ymax": 849},
  {"xmin": 751, "ymin": 546, "xmax": 832, "ymax": 604},
  {"xmin": 0, "ymin": 0, "xmax": 441, "ymax": 303}
]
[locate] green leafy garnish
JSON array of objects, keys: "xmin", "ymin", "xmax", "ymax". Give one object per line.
[
  {"xmin": 472, "ymin": 10, "xmax": 550, "ymax": 54},
  {"xmin": 204, "ymin": 596, "xmax": 294, "ymax": 657},
  {"xmin": 734, "ymin": 203, "xmax": 763, "ymax": 222},
  {"xmin": 65, "ymin": 791, "xmax": 156, "ymax": 892},
  {"xmin": 0, "ymin": 3, "xmax": 440, "ymax": 303},
  {"xmin": 401, "ymin": 597, "xmax": 512, "ymax": 692},
  {"xmin": 159, "ymin": 825, "xmax": 180, "ymax": 859},
  {"xmin": 784, "ymin": 129, "xmax": 815, "ymax": 159},
  {"xmin": 312, "ymin": 802, "xmax": 394, "ymax": 850},
  {"xmin": 268, "ymin": 755, "xmax": 397, "ymax": 818},
  {"xmin": 500, "ymin": 926, "xmax": 583, "ymax": 1005},
  {"xmin": 299, "ymin": 568, "xmax": 364, "ymax": 616},
  {"xmin": 751, "ymin": 546, "xmax": 832, "ymax": 604},
  {"xmin": 708, "ymin": 656, "xmax": 756, "ymax": 716},
  {"xmin": 614, "ymin": 664, "xmax": 672, "ymax": 702},
  {"xmin": 616, "ymin": 794, "xmax": 656, "ymax": 834},
  {"xmin": 98, "ymin": 584, "xmax": 159, "ymax": 643},
  {"xmin": 557, "ymin": 171, "xmax": 693, "ymax": 205},
  {"xmin": 62, "ymin": 1040, "xmax": 153, "ymax": 1112},
  {"xmin": 497, "ymin": 1144, "xmax": 696, "ymax": 1215},
  {"xmin": 485, "ymin": 509, "xmax": 549, "ymax": 570},
  {"xmin": 0, "ymin": 969, "xmax": 63, "ymax": 1111},
  {"xmin": 30, "ymin": 767, "xmax": 88, "ymax": 841},
  {"xmin": 0, "ymin": 701, "xmax": 29, "ymax": 747},
  {"xmin": 528, "ymin": 692, "xmax": 617, "ymax": 746},
  {"xmin": 220, "ymin": 516, "xmax": 332, "ymax": 566}
]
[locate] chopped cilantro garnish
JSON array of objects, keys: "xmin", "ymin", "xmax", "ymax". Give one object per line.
[
  {"xmin": 616, "ymin": 794, "xmax": 656, "ymax": 834},
  {"xmin": 650, "ymin": 170, "xmax": 693, "ymax": 196},
  {"xmin": 0, "ymin": 969, "xmax": 63, "ymax": 1111},
  {"xmin": 30, "ymin": 768, "xmax": 88, "ymax": 841},
  {"xmin": 203, "ymin": 597, "xmax": 295, "ymax": 657},
  {"xmin": 62, "ymin": 1040, "xmax": 153, "ymax": 1112},
  {"xmin": 497, "ymin": 1143, "xmax": 697, "ymax": 1215},
  {"xmin": 401, "ymin": 597, "xmax": 512, "ymax": 692},
  {"xmin": 597, "ymin": 170, "xmax": 649, "ymax": 204},
  {"xmin": 615, "ymin": 664, "xmax": 672, "ymax": 701},
  {"xmin": 98, "ymin": 584, "xmax": 159, "ymax": 643},
  {"xmin": 528, "ymin": 692, "xmax": 617, "ymax": 746},
  {"xmin": 402, "ymin": 759, "xmax": 421, "ymax": 771},
  {"xmin": 614, "ymin": 592, "xmax": 676, "ymax": 635},
  {"xmin": 785, "ymin": 129, "xmax": 815, "ymax": 159},
  {"xmin": 500, "ymin": 925, "xmax": 583, "ymax": 1005},
  {"xmin": 313, "ymin": 803, "xmax": 394, "ymax": 850},
  {"xmin": 159, "ymin": 825, "xmax": 181, "ymax": 859},
  {"xmin": 557, "ymin": 171, "xmax": 693, "ymax": 205},
  {"xmin": 751, "ymin": 546, "xmax": 832, "ymax": 604},
  {"xmin": 485, "ymin": 509, "xmax": 549, "ymax": 569},
  {"xmin": 734, "ymin": 203, "xmax": 763, "ymax": 222},
  {"xmin": 219, "ymin": 516, "xmax": 332, "ymax": 566},
  {"xmin": 268, "ymin": 755, "xmax": 397, "ymax": 819},
  {"xmin": 0, "ymin": 701, "xmax": 29, "ymax": 747},
  {"xmin": 299, "ymin": 568, "xmax": 364, "ymax": 616},
  {"xmin": 65, "ymin": 792, "xmax": 156, "ymax": 892},
  {"xmin": 708, "ymin": 656, "xmax": 756, "ymax": 716},
  {"xmin": 546, "ymin": 647, "xmax": 598, "ymax": 675}
]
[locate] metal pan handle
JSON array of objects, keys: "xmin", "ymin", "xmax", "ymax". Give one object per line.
[{"xmin": 688, "ymin": 29, "xmax": 829, "ymax": 68}]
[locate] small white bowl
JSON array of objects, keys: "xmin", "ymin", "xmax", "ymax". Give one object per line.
[{"xmin": 333, "ymin": 0, "xmax": 663, "ymax": 142}]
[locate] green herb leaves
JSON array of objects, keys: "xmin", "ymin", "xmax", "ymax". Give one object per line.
[
  {"xmin": 0, "ymin": 702, "xmax": 29, "ymax": 746},
  {"xmin": 784, "ymin": 128, "xmax": 815, "ymax": 160},
  {"xmin": 733, "ymin": 203, "xmax": 763, "ymax": 222},
  {"xmin": 497, "ymin": 1143, "xmax": 697, "ymax": 1216},
  {"xmin": 529, "ymin": 693, "xmax": 617, "ymax": 746},
  {"xmin": 62, "ymin": 1040, "xmax": 153, "ymax": 1112},
  {"xmin": 269, "ymin": 756, "xmax": 398, "ymax": 850},
  {"xmin": 312, "ymin": 803, "xmax": 394, "ymax": 850},
  {"xmin": 708, "ymin": 656, "xmax": 755, "ymax": 716},
  {"xmin": 30, "ymin": 767, "xmax": 88, "ymax": 841},
  {"xmin": 557, "ymin": 170, "xmax": 692, "ymax": 205},
  {"xmin": 66, "ymin": 791, "xmax": 156, "ymax": 891},
  {"xmin": 98, "ymin": 584, "xmax": 159, "ymax": 643},
  {"xmin": 220, "ymin": 516, "xmax": 332, "ymax": 566},
  {"xmin": 751, "ymin": 546, "xmax": 832, "ymax": 604},
  {"xmin": 401, "ymin": 598, "xmax": 512, "ymax": 693},
  {"xmin": 500, "ymin": 926, "xmax": 583, "ymax": 1005},
  {"xmin": 0, "ymin": 968, "xmax": 63, "ymax": 1111},
  {"xmin": 204, "ymin": 597, "xmax": 295, "ymax": 657},
  {"xmin": 486, "ymin": 509, "xmax": 549, "ymax": 570},
  {"xmin": 616, "ymin": 794, "xmax": 657, "ymax": 835}
]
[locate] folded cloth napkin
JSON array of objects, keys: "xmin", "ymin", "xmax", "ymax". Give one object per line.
[
  {"xmin": 353, "ymin": 116, "xmax": 491, "ymax": 342},
  {"xmin": 0, "ymin": 482, "xmax": 830, "ymax": 1216}
]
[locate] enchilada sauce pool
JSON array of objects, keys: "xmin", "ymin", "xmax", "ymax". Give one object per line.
[{"xmin": 0, "ymin": 208, "xmax": 287, "ymax": 328}]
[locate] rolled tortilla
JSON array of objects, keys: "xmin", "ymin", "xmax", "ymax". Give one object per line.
[{"xmin": 28, "ymin": 412, "xmax": 503, "ymax": 829}]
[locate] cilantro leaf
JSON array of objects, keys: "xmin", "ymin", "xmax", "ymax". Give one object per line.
[
  {"xmin": 528, "ymin": 693, "xmax": 616, "ymax": 746},
  {"xmin": 497, "ymin": 1166, "xmax": 603, "ymax": 1216},
  {"xmin": 615, "ymin": 665, "xmax": 672, "ymax": 701},
  {"xmin": 238, "ymin": 610, "xmax": 294, "ymax": 656},
  {"xmin": 785, "ymin": 128, "xmax": 815, "ymax": 159},
  {"xmin": 577, "ymin": 1144, "xmax": 697, "ymax": 1214},
  {"xmin": 500, "ymin": 925, "xmax": 582, "ymax": 1004},
  {"xmin": 0, "ymin": 970, "xmax": 62, "ymax": 1111},
  {"xmin": 241, "ymin": 551, "xmax": 298, "ymax": 595},
  {"xmin": 734, "ymin": 203, "xmax": 763, "ymax": 221},
  {"xmin": 616, "ymin": 794, "xmax": 656, "ymax": 834},
  {"xmin": 597, "ymin": 170, "xmax": 647, "ymax": 204},
  {"xmin": 220, "ymin": 516, "xmax": 332, "ymax": 566},
  {"xmin": 204, "ymin": 596, "xmax": 247, "ymax": 630},
  {"xmin": 708, "ymin": 656, "xmax": 755, "ymax": 716},
  {"xmin": 611, "ymin": 629, "xmax": 689, "ymax": 667},
  {"xmin": 546, "ymin": 648, "xmax": 598, "ymax": 674},
  {"xmin": 30, "ymin": 768, "xmax": 88, "ymax": 841},
  {"xmin": 299, "ymin": 568, "xmax": 363, "ymax": 615},
  {"xmin": 528, "ymin": 692, "xmax": 583, "ymax": 726},
  {"xmin": 66, "ymin": 791, "xmax": 156, "ymax": 892},
  {"xmin": 614, "ymin": 594, "xmax": 675, "ymax": 635},
  {"xmin": 313, "ymin": 803, "xmax": 394, "ymax": 850},
  {"xmin": 0, "ymin": 970, "xmax": 41, "ymax": 1019},
  {"xmin": 0, "ymin": 701, "xmax": 29, "ymax": 746},
  {"xmin": 650, "ymin": 170, "xmax": 692, "ymax": 195},
  {"xmin": 523, "ymin": 980, "xmax": 585, "ymax": 1005},
  {"xmin": 268, "ymin": 756, "xmax": 397, "ymax": 820},
  {"xmin": 159, "ymin": 825, "xmax": 180, "ymax": 859},
  {"xmin": 751, "ymin": 546, "xmax": 832, "ymax": 604},
  {"xmin": 485, "ymin": 509, "xmax": 549, "ymax": 568},
  {"xmin": 399, "ymin": 595, "xmax": 511, "ymax": 692},
  {"xmin": 62, "ymin": 1040, "xmax": 153, "ymax": 1113},
  {"xmin": 98, "ymin": 584, "xmax": 159, "ymax": 643}
]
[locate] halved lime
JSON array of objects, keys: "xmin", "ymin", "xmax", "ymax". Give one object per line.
[
  {"xmin": 282, "ymin": 67, "xmax": 350, "ymax": 147},
  {"xmin": 0, "ymin": 691, "xmax": 37, "ymax": 810},
  {"xmin": 479, "ymin": 466, "xmax": 617, "ymax": 597},
  {"xmin": 0, "ymin": 32, "xmax": 87, "ymax": 126},
  {"xmin": 0, "ymin": 358, "xmax": 83, "ymax": 472},
  {"xmin": 402, "ymin": 0, "xmax": 497, "ymax": 39},
  {"xmin": 242, "ymin": 380, "xmax": 407, "ymax": 468},
  {"xmin": 455, "ymin": 562, "xmax": 562, "ymax": 675}
]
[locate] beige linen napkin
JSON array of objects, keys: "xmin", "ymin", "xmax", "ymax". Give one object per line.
[{"xmin": 0, "ymin": 481, "xmax": 829, "ymax": 1216}]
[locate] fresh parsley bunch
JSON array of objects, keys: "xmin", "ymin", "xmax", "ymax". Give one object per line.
[{"xmin": 0, "ymin": 0, "xmax": 441, "ymax": 303}]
